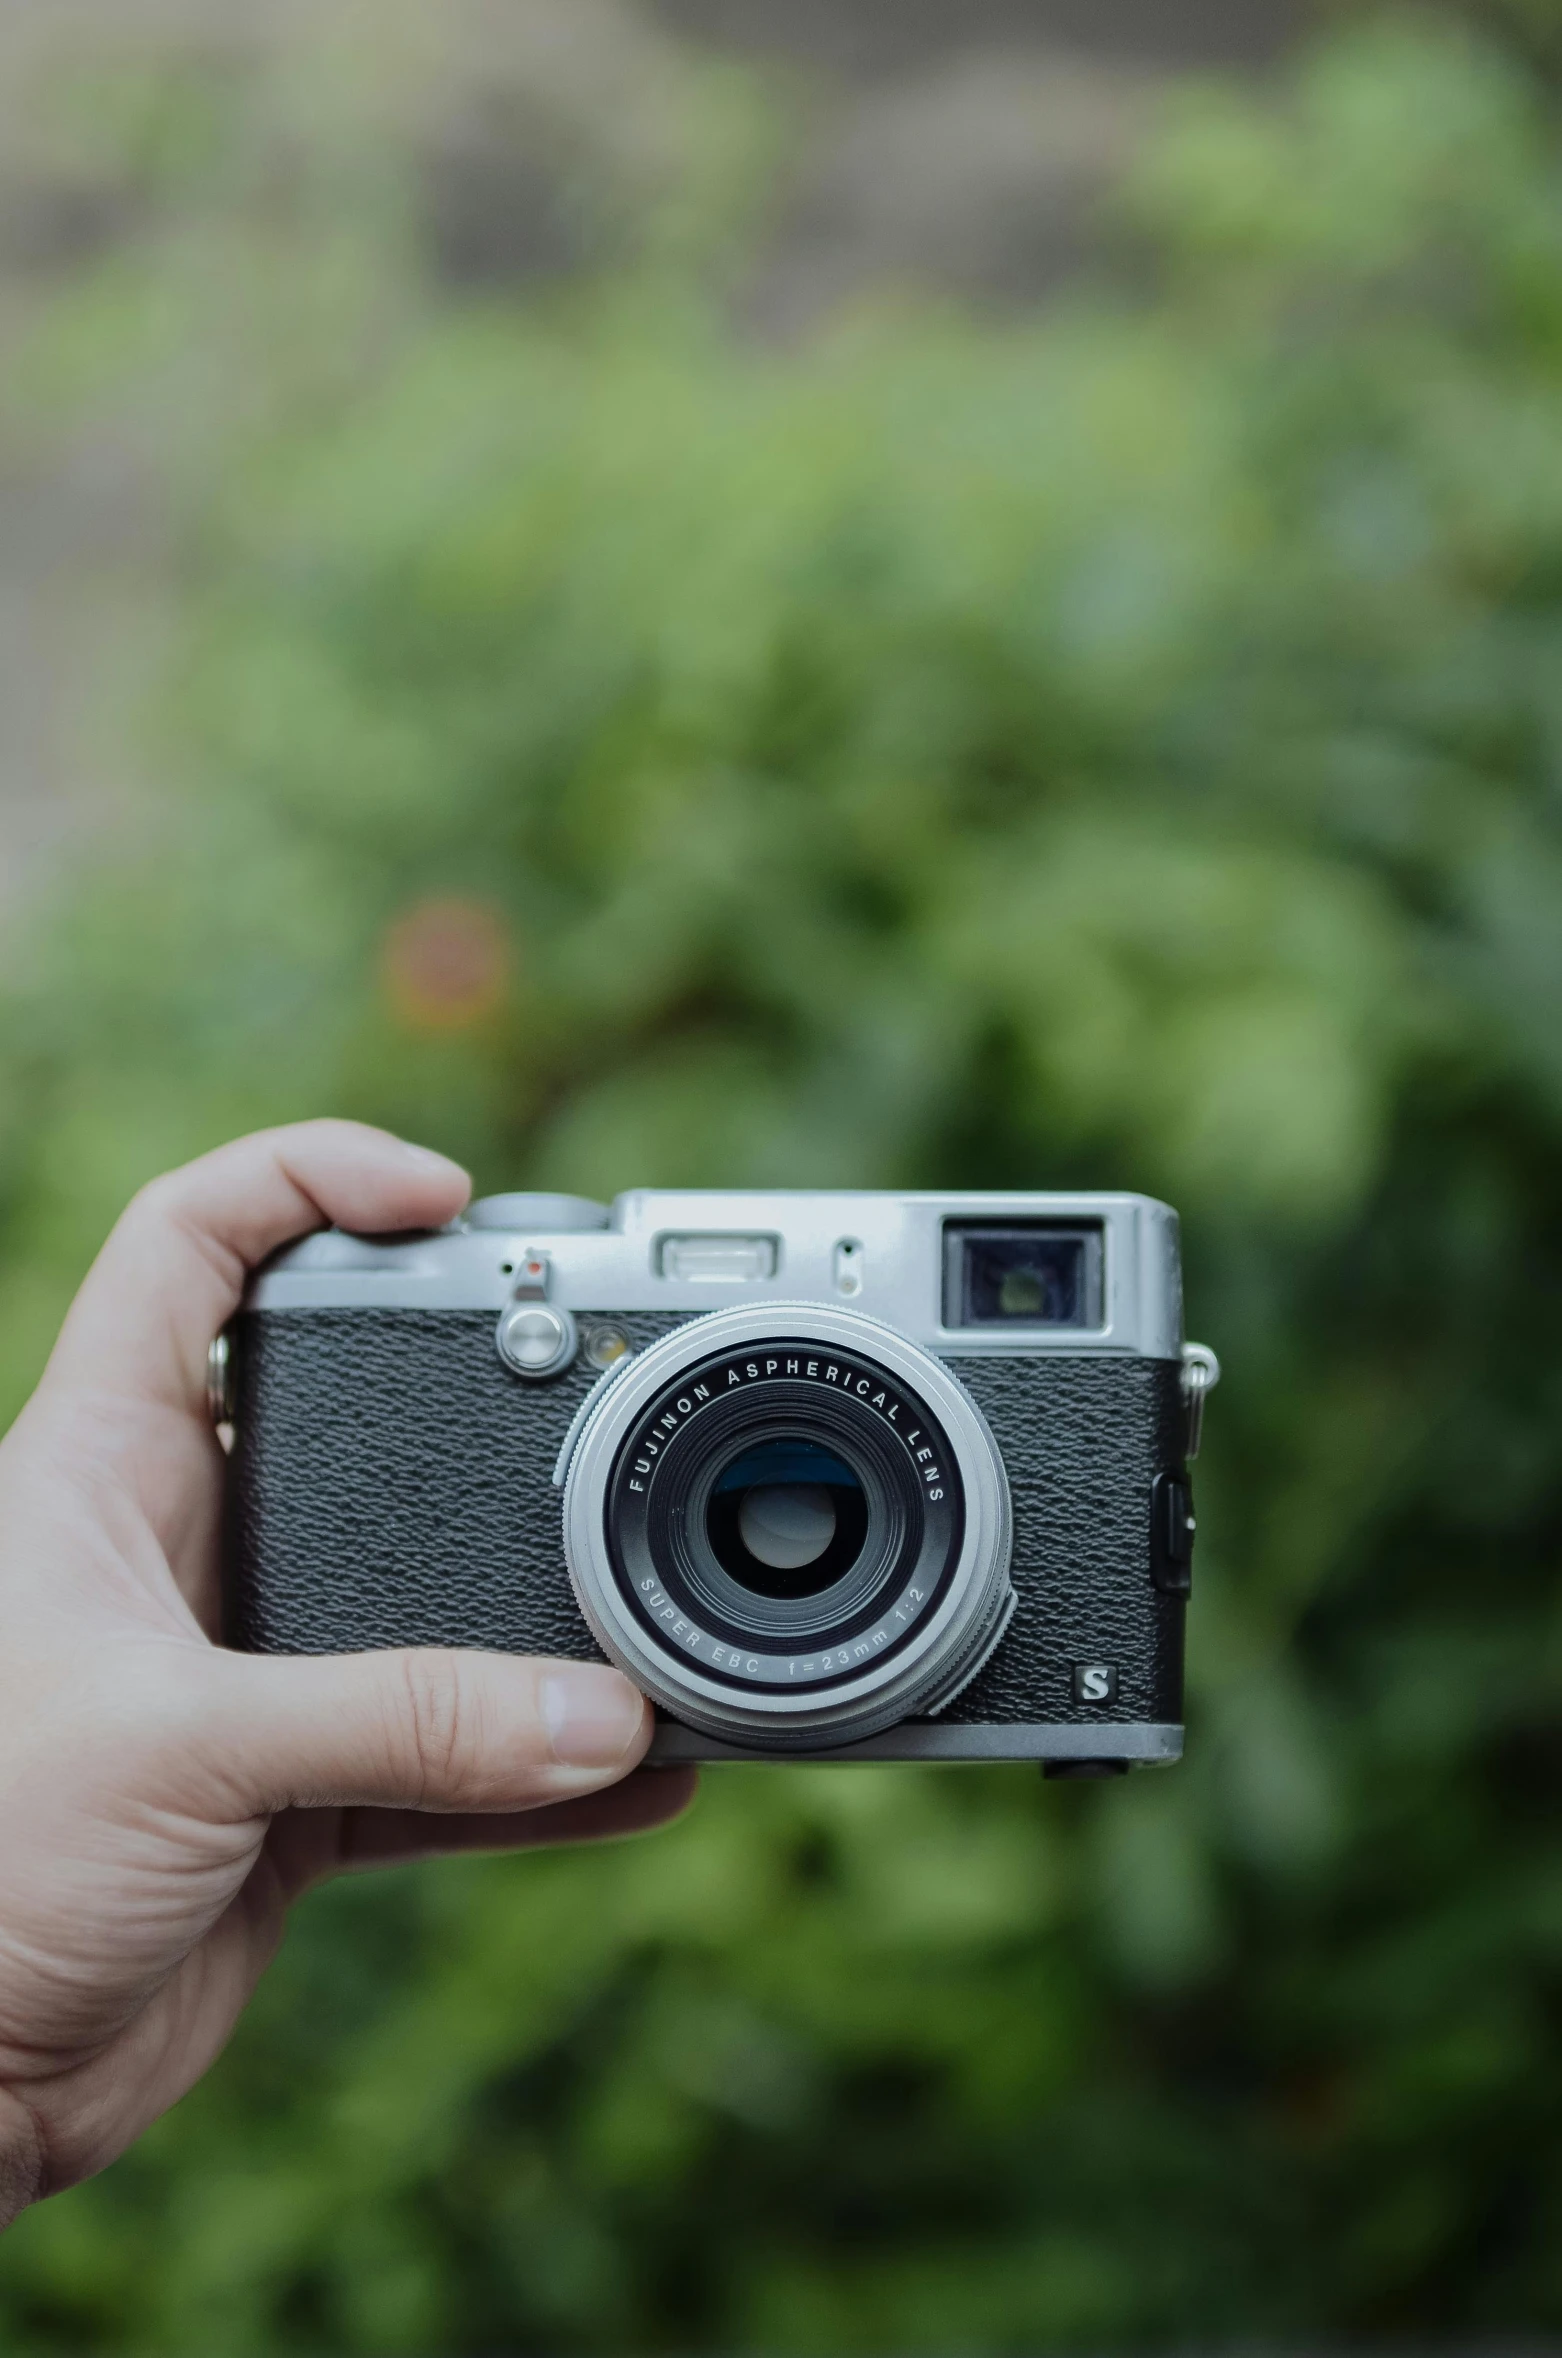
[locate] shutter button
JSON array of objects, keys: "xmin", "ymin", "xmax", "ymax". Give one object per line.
[{"xmin": 495, "ymin": 1252, "xmax": 578, "ymax": 1380}]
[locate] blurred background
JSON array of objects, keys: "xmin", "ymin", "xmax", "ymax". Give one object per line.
[{"xmin": 4, "ymin": 0, "xmax": 1562, "ymax": 2348}]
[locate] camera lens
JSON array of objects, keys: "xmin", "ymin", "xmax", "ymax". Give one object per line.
[
  {"xmin": 706, "ymin": 1439, "xmax": 869, "ymax": 1598},
  {"xmin": 668, "ymin": 1409, "xmax": 904, "ymax": 1647},
  {"xmin": 561, "ymin": 1305, "xmax": 1014, "ymax": 1749}
]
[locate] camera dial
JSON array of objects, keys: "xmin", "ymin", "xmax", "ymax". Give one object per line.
[
  {"xmin": 494, "ymin": 1249, "xmax": 578, "ymax": 1379},
  {"xmin": 559, "ymin": 1303, "xmax": 1014, "ymax": 1749}
]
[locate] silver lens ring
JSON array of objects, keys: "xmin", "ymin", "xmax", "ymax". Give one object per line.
[{"xmin": 561, "ymin": 1303, "xmax": 1014, "ymax": 1750}]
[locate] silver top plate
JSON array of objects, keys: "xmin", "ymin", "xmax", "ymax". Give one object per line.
[{"xmin": 249, "ymin": 1188, "xmax": 1184, "ymax": 1360}]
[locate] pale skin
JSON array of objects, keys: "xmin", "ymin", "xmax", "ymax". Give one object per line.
[{"xmin": 0, "ymin": 1121, "xmax": 696, "ymax": 2228}]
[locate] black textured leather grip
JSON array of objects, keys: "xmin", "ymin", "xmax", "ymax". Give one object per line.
[{"xmin": 224, "ymin": 1311, "xmax": 1187, "ymax": 1729}]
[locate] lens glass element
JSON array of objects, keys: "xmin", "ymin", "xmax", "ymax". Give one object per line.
[{"xmin": 706, "ymin": 1439, "xmax": 869, "ymax": 1599}]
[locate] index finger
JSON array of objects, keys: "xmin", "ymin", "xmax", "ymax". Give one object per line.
[{"xmin": 40, "ymin": 1121, "xmax": 470, "ymax": 1416}]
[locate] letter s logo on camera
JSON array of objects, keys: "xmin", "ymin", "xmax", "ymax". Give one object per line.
[{"xmin": 1073, "ymin": 1663, "xmax": 1118, "ymax": 1704}]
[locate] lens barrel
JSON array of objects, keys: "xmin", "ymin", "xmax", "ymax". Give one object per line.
[{"xmin": 560, "ymin": 1305, "xmax": 1014, "ymax": 1749}]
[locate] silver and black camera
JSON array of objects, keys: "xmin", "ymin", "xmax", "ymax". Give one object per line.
[{"xmin": 220, "ymin": 1190, "xmax": 1218, "ymax": 1772}]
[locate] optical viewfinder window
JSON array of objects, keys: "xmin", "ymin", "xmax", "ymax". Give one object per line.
[{"xmin": 944, "ymin": 1223, "xmax": 1103, "ymax": 1329}]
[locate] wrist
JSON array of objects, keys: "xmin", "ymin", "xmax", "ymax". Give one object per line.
[{"xmin": 0, "ymin": 2086, "xmax": 45, "ymax": 2229}]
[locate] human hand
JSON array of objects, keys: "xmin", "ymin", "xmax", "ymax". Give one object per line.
[{"xmin": 0, "ymin": 1122, "xmax": 693, "ymax": 2225}]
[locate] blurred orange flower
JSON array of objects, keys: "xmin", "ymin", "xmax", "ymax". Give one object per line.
[{"xmin": 380, "ymin": 895, "xmax": 512, "ymax": 1034}]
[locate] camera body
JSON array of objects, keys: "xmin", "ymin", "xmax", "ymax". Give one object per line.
[{"xmin": 222, "ymin": 1190, "xmax": 1212, "ymax": 1769}]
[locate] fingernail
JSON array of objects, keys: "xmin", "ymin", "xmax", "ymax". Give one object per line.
[
  {"xmin": 394, "ymin": 1139, "xmax": 468, "ymax": 1181},
  {"xmin": 542, "ymin": 1666, "xmax": 646, "ymax": 1769}
]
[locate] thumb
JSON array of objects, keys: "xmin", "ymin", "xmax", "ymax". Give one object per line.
[{"xmin": 213, "ymin": 1649, "xmax": 653, "ymax": 1815}]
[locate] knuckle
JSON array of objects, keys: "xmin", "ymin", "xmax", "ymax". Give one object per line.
[
  {"xmin": 121, "ymin": 1171, "xmax": 179, "ymax": 1233},
  {"xmin": 395, "ymin": 1652, "xmax": 492, "ymax": 1807},
  {"xmin": 115, "ymin": 1172, "xmax": 193, "ymax": 1267},
  {"xmin": 121, "ymin": 1168, "xmax": 240, "ymax": 1290}
]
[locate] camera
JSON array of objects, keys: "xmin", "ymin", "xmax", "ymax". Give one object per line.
[{"xmin": 218, "ymin": 1190, "xmax": 1218, "ymax": 1771}]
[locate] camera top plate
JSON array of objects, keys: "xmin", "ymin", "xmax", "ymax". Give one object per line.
[{"xmin": 248, "ymin": 1188, "xmax": 1184, "ymax": 1361}]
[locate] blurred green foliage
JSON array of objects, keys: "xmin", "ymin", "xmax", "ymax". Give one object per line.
[{"xmin": 4, "ymin": 8, "xmax": 1562, "ymax": 2349}]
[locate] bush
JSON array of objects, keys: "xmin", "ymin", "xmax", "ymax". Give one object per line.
[{"xmin": 3, "ymin": 14, "xmax": 1562, "ymax": 2350}]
